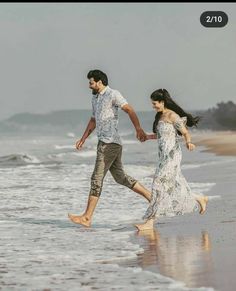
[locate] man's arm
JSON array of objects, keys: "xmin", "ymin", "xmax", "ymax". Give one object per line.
[
  {"xmin": 121, "ymin": 104, "xmax": 146, "ymax": 142},
  {"xmin": 75, "ymin": 117, "xmax": 96, "ymax": 150}
]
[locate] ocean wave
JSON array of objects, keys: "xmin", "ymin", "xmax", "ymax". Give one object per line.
[
  {"xmin": 189, "ymin": 182, "xmax": 216, "ymax": 193},
  {"xmin": 75, "ymin": 150, "xmax": 96, "ymax": 158},
  {"xmin": 66, "ymin": 132, "xmax": 75, "ymax": 138},
  {"xmin": 50, "ymin": 150, "xmax": 96, "ymax": 159},
  {"xmin": 182, "ymin": 164, "xmax": 202, "ymax": 170},
  {"xmin": 125, "ymin": 165, "xmax": 155, "ymax": 179},
  {"xmin": 182, "ymin": 158, "xmax": 236, "ymax": 170},
  {"xmin": 122, "ymin": 139, "xmax": 139, "ymax": 145},
  {"xmin": 54, "ymin": 145, "xmax": 75, "ymax": 150},
  {"xmin": 120, "ymin": 130, "xmax": 134, "ymax": 137},
  {"xmin": 0, "ymin": 154, "xmax": 41, "ymax": 166}
]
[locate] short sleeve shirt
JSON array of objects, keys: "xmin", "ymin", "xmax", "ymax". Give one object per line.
[{"xmin": 91, "ymin": 86, "xmax": 128, "ymax": 145}]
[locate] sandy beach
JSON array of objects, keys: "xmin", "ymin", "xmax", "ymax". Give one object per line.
[
  {"xmin": 123, "ymin": 130, "xmax": 236, "ymax": 291},
  {"xmin": 193, "ymin": 130, "xmax": 236, "ymax": 156}
]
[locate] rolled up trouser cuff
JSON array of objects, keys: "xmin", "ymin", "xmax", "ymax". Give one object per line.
[
  {"xmin": 89, "ymin": 175, "xmax": 137, "ymax": 197},
  {"xmin": 89, "ymin": 180, "xmax": 103, "ymax": 197},
  {"xmin": 122, "ymin": 175, "xmax": 137, "ymax": 189}
]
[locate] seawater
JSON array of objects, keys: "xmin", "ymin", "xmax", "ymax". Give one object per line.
[{"xmin": 1, "ymin": 128, "xmax": 233, "ymax": 290}]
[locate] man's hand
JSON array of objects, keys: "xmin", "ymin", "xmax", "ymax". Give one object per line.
[
  {"xmin": 121, "ymin": 104, "xmax": 147, "ymax": 142},
  {"xmin": 76, "ymin": 138, "xmax": 85, "ymax": 150},
  {"xmin": 75, "ymin": 117, "xmax": 95, "ymax": 150},
  {"xmin": 136, "ymin": 128, "xmax": 147, "ymax": 142}
]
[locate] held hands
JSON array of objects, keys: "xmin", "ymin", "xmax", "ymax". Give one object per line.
[
  {"xmin": 136, "ymin": 127, "xmax": 147, "ymax": 142},
  {"xmin": 75, "ymin": 138, "xmax": 85, "ymax": 150},
  {"xmin": 186, "ymin": 142, "xmax": 196, "ymax": 151}
]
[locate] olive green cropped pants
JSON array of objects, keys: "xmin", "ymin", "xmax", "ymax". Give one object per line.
[{"xmin": 89, "ymin": 141, "xmax": 137, "ymax": 197}]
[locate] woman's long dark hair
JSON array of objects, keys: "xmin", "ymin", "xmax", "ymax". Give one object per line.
[{"xmin": 151, "ymin": 89, "xmax": 200, "ymax": 135}]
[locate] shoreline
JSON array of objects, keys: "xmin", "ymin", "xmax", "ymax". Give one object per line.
[
  {"xmin": 123, "ymin": 183, "xmax": 236, "ymax": 291},
  {"xmin": 192, "ymin": 130, "xmax": 236, "ymax": 156},
  {"xmin": 120, "ymin": 130, "xmax": 236, "ymax": 291},
  {"xmin": 127, "ymin": 210, "xmax": 236, "ymax": 291}
]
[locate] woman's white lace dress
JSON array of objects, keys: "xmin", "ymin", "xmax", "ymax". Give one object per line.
[{"xmin": 143, "ymin": 116, "xmax": 199, "ymax": 220}]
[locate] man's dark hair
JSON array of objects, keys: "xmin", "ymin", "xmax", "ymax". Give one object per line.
[{"xmin": 87, "ymin": 70, "xmax": 108, "ymax": 86}]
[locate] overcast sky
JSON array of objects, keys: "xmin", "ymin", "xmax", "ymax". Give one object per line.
[{"xmin": 0, "ymin": 3, "xmax": 235, "ymax": 120}]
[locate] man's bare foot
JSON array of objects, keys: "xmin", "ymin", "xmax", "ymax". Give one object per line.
[
  {"xmin": 197, "ymin": 196, "xmax": 209, "ymax": 215},
  {"xmin": 68, "ymin": 213, "xmax": 91, "ymax": 227},
  {"xmin": 134, "ymin": 219, "xmax": 154, "ymax": 231}
]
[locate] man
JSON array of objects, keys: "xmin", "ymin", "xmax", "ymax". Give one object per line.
[{"xmin": 68, "ymin": 69, "xmax": 151, "ymax": 227}]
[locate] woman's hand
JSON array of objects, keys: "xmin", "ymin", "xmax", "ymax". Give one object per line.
[{"xmin": 186, "ymin": 142, "xmax": 196, "ymax": 151}]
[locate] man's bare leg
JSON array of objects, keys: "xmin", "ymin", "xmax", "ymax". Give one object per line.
[
  {"xmin": 134, "ymin": 218, "xmax": 154, "ymax": 231},
  {"xmin": 132, "ymin": 182, "xmax": 151, "ymax": 202},
  {"xmin": 68, "ymin": 195, "xmax": 99, "ymax": 227}
]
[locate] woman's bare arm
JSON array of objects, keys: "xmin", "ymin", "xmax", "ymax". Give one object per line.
[
  {"xmin": 169, "ymin": 112, "xmax": 195, "ymax": 151},
  {"xmin": 146, "ymin": 133, "xmax": 157, "ymax": 140}
]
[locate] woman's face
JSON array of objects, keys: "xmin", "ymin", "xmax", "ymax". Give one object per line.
[{"xmin": 151, "ymin": 100, "xmax": 165, "ymax": 112}]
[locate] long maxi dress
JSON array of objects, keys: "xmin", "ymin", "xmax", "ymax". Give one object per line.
[{"xmin": 143, "ymin": 116, "xmax": 199, "ymax": 220}]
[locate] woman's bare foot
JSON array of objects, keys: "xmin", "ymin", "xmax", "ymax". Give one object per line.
[
  {"xmin": 197, "ymin": 196, "xmax": 209, "ymax": 215},
  {"xmin": 68, "ymin": 213, "xmax": 91, "ymax": 227},
  {"xmin": 134, "ymin": 218, "xmax": 154, "ymax": 231}
]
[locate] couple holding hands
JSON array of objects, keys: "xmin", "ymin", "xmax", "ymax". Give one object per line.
[{"xmin": 68, "ymin": 69, "xmax": 208, "ymax": 231}]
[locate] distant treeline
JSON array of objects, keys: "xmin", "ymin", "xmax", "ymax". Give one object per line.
[{"xmin": 194, "ymin": 101, "xmax": 236, "ymax": 130}]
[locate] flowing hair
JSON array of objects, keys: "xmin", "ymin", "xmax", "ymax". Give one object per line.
[{"xmin": 151, "ymin": 89, "xmax": 200, "ymax": 135}]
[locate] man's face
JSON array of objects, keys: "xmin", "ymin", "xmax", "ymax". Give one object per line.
[{"xmin": 89, "ymin": 78, "xmax": 100, "ymax": 94}]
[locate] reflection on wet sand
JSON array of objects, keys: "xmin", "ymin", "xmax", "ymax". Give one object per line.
[{"xmin": 135, "ymin": 228, "xmax": 214, "ymax": 288}]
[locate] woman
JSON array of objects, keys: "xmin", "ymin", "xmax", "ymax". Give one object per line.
[{"xmin": 135, "ymin": 89, "xmax": 209, "ymax": 231}]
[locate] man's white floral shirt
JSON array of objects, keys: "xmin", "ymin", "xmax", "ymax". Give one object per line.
[{"xmin": 92, "ymin": 86, "xmax": 128, "ymax": 145}]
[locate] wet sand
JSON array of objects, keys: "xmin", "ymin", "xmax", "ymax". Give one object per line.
[
  {"xmin": 193, "ymin": 130, "xmax": 236, "ymax": 156},
  {"xmin": 122, "ymin": 131, "xmax": 236, "ymax": 291},
  {"xmin": 130, "ymin": 212, "xmax": 236, "ymax": 291}
]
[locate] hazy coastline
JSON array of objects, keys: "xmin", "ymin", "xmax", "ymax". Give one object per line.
[{"xmin": 193, "ymin": 130, "xmax": 236, "ymax": 156}]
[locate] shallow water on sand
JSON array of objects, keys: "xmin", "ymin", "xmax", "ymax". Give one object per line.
[{"xmin": 1, "ymin": 132, "xmax": 231, "ymax": 290}]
